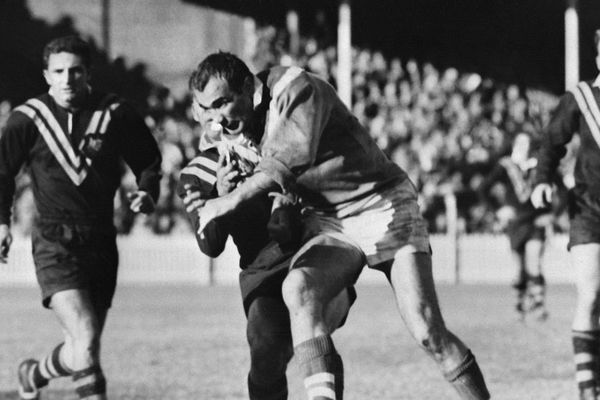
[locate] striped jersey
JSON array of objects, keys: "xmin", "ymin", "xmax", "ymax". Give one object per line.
[
  {"xmin": 176, "ymin": 149, "xmax": 273, "ymax": 267},
  {"xmin": 249, "ymin": 66, "xmax": 407, "ymax": 209},
  {"xmin": 535, "ymin": 78, "xmax": 600, "ymax": 197},
  {"xmin": 0, "ymin": 91, "xmax": 162, "ymax": 225}
]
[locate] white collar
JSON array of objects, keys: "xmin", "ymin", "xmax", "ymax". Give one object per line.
[{"xmin": 253, "ymin": 75, "xmax": 263, "ymax": 109}]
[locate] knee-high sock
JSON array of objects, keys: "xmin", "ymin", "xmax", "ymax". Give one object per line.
[
  {"xmin": 31, "ymin": 342, "xmax": 72, "ymax": 388},
  {"xmin": 573, "ymin": 330, "xmax": 600, "ymax": 392},
  {"xmin": 295, "ymin": 335, "xmax": 343, "ymax": 400},
  {"xmin": 248, "ymin": 373, "xmax": 287, "ymax": 400},
  {"xmin": 444, "ymin": 350, "xmax": 490, "ymax": 400},
  {"xmin": 73, "ymin": 365, "xmax": 106, "ymax": 399}
]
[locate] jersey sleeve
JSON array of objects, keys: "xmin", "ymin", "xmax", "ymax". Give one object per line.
[
  {"xmin": 257, "ymin": 71, "xmax": 333, "ymax": 192},
  {"xmin": 177, "ymin": 152, "xmax": 230, "ymax": 257},
  {"xmin": 111, "ymin": 102, "xmax": 162, "ymax": 202},
  {"xmin": 476, "ymin": 162, "xmax": 507, "ymax": 208},
  {"xmin": 534, "ymin": 92, "xmax": 579, "ymax": 186},
  {"xmin": 0, "ymin": 110, "xmax": 37, "ymax": 225}
]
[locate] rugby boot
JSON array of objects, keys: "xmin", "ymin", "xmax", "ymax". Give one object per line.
[
  {"xmin": 527, "ymin": 276, "xmax": 548, "ymax": 321},
  {"xmin": 18, "ymin": 359, "xmax": 46, "ymax": 400},
  {"xmin": 579, "ymin": 386, "xmax": 598, "ymax": 400},
  {"xmin": 515, "ymin": 290, "xmax": 527, "ymax": 321}
]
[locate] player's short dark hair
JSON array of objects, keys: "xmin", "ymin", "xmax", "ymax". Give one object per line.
[
  {"xmin": 43, "ymin": 36, "xmax": 92, "ymax": 69},
  {"xmin": 189, "ymin": 51, "xmax": 253, "ymax": 94}
]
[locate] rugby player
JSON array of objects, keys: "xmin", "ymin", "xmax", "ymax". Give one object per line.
[
  {"xmin": 479, "ymin": 132, "xmax": 558, "ymax": 321},
  {"xmin": 0, "ymin": 36, "xmax": 161, "ymax": 400},
  {"xmin": 178, "ymin": 123, "xmax": 355, "ymax": 400},
  {"xmin": 185, "ymin": 52, "xmax": 490, "ymax": 399},
  {"xmin": 531, "ymin": 29, "xmax": 600, "ymax": 400}
]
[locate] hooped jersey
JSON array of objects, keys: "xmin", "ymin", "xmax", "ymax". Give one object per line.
[
  {"xmin": 250, "ymin": 66, "xmax": 408, "ymax": 209},
  {"xmin": 177, "ymin": 149, "xmax": 273, "ymax": 268}
]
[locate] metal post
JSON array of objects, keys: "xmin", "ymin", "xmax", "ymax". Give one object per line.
[
  {"xmin": 102, "ymin": 0, "xmax": 111, "ymax": 58},
  {"xmin": 286, "ymin": 9, "xmax": 300, "ymax": 57},
  {"xmin": 565, "ymin": 0, "xmax": 579, "ymax": 91},
  {"xmin": 444, "ymin": 193, "xmax": 460, "ymax": 284},
  {"xmin": 337, "ymin": 0, "xmax": 352, "ymax": 108}
]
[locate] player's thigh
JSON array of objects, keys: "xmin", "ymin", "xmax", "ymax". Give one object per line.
[
  {"xmin": 571, "ymin": 243, "xmax": 600, "ymax": 298},
  {"xmin": 50, "ymin": 289, "xmax": 100, "ymax": 339},
  {"xmin": 387, "ymin": 251, "xmax": 445, "ymax": 336},
  {"xmin": 284, "ymin": 234, "xmax": 365, "ymax": 306},
  {"xmin": 246, "ymin": 296, "xmax": 292, "ymax": 364},
  {"xmin": 324, "ymin": 287, "xmax": 354, "ymax": 333},
  {"xmin": 247, "ymin": 296, "xmax": 291, "ymax": 342}
]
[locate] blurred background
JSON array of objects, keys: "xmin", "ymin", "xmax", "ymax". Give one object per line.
[{"xmin": 1, "ymin": 0, "xmax": 600, "ymax": 284}]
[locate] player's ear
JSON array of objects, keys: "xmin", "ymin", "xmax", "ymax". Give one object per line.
[{"xmin": 43, "ymin": 69, "xmax": 51, "ymax": 85}]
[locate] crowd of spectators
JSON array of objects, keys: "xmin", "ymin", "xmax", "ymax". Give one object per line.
[{"xmin": 1, "ymin": 26, "xmax": 573, "ymax": 237}]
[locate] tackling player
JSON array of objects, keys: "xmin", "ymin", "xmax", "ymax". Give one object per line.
[
  {"xmin": 0, "ymin": 36, "xmax": 161, "ymax": 400},
  {"xmin": 186, "ymin": 52, "xmax": 490, "ymax": 399}
]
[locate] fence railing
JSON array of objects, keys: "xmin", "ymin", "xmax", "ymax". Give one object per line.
[{"xmin": 0, "ymin": 232, "xmax": 573, "ymax": 287}]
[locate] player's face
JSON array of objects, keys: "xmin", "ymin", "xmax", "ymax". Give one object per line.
[
  {"xmin": 44, "ymin": 52, "xmax": 90, "ymax": 109},
  {"xmin": 192, "ymin": 76, "xmax": 253, "ymax": 139}
]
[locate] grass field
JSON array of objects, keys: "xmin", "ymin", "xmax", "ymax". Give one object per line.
[{"xmin": 0, "ymin": 283, "xmax": 581, "ymax": 399}]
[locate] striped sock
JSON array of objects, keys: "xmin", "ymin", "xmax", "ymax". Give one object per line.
[
  {"xmin": 295, "ymin": 335, "xmax": 343, "ymax": 400},
  {"xmin": 573, "ymin": 330, "xmax": 600, "ymax": 393},
  {"xmin": 31, "ymin": 343, "xmax": 72, "ymax": 388},
  {"xmin": 73, "ymin": 365, "xmax": 106, "ymax": 399}
]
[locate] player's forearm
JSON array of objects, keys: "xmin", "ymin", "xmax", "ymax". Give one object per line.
[
  {"xmin": 0, "ymin": 175, "xmax": 16, "ymax": 226},
  {"xmin": 224, "ymin": 171, "xmax": 279, "ymax": 214}
]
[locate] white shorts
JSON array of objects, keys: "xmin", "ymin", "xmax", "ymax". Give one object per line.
[{"xmin": 301, "ymin": 178, "xmax": 431, "ymax": 268}]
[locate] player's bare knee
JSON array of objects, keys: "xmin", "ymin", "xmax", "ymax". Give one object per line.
[
  {"xmin": 413, "ymin": 325, "xmax": 450, "ymax": 362},
  {"xmin": 281, "ymin": 269, "xmax": 321, "ymax": 314}
]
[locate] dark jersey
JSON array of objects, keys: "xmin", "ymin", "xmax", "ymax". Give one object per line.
[
  {"xmin": 479, "ymin": 156, "xmax": 545, "ymax": 223},
  {"xmin": 176, "ymin": 149, "xmax": 279, "ymax": 268},
  {"xmin": 535, "ymin": 80, "xmax": 600, "ymax": 198},
  {"xmin": 0, "ymin": 91, "xmax": 161, "ymax": 225}
]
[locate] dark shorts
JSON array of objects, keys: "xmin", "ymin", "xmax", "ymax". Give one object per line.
[
  {"xmin": 568, "ymin": 190, "xmax": 600, "ymax": 250},
  {"xmin": 507, "ymin": 218, "xmax": 546, "ymax": 253},
  {"xmin": 239, "ymin": 241, "xmax": 291, "ymax": 315},
  {"xmin": 32, "ymin": 219, "xmax": 118, "ymax": 309},
  {"xmin": 239, "ymin": 240, "xmax": 356, "ymax": 327}
]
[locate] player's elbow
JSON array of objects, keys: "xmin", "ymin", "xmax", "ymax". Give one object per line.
[{"xmin": 197, "ymin": 237, "xmax": 225, "ymax": 257}]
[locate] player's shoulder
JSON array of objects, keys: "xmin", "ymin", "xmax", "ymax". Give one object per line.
[
  {"xmin": 6, "ymin": 94, "xmax": 50, "ymax": 129},
  {"xmin": 265, "ymin": 66, "xmax": 313, "ymax": 93},
  {"xmin": 183, "ymin": 150, "xmax": 219, "ymax": 173},
  {"xmin": 179, "ymin": 149, "xmax": 219, "ymax": 189}
]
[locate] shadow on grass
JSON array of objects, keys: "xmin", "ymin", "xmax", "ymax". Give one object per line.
[{"xmin": 0, "ymin": 390, "xmax": 17, "ymax": 400}]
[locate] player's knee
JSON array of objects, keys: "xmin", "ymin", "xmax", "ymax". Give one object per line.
[
  {"xmin": 281, "ymin": 269, "xmax": 321, "ymax": 314},
  {"xmin": 413, "ymin": 325, "xmax": 449, "ymax": 361}
]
